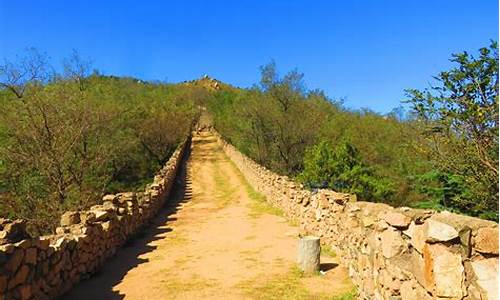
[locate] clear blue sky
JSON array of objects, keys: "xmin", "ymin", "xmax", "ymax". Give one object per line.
[{"xmin": 0, "ymin": 1, "xmax": 498, "ymax": 112}]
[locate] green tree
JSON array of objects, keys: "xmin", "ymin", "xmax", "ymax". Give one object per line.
[
  {"xmin": 298, "ymin": 141, "xmax": 394, "ymax": 201},
  {"xmin": 406, "ymin": 41, "xmax": 498, "ymax": 219}
]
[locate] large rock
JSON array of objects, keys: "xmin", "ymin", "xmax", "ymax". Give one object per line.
[
  {"xmin": 0, "ymin": 275, "xmax": 7, "ymax": 293},
  {"xmin": 380, "ymin": 228, "xmax": 406, "ymax": 258},
  {"xmin": 92, "ymin": 210, "xmax": 116, "ymax": 222},
  {"xmin": 400, "ymin": 280, "xmax": 433, "ymax": 300},
  {"xmin": 4, "ymin": 248, "xmax": 24, "ymax": 274},
  {"xmin": 424, "ymin": 219, "xmax": 458, "ymax": 243},
  {"xmin": 23, "ymin": 248, "xmax": 37, "ymax": 265},
  {"xmin": 471, "ymin": 258, "xmax": 498, "ymax": 300},
  {"xmin": 384, "ymin": 212, "xmax": 411, "ymax": 228},
  {"xmin": 474, "ymin": 227, "xmax": 499, "ymax": 254},
  {"xmin": 7, "ymin": 264, "xmax": 30, "ymax": 289},
  {"xmin": 0, "ymin": 220, "xmax": 30, "ymax": 244},
  {"xmin": 60, "ymin": 211, "xmax": 80, "ymax": 226},
  {"xmin": 403, "ymin": 222, "xmax": 426, "ymax": 253},
  {"xmin": 423, "ymin": 243, "xmax": 464, "ymax": 298}
]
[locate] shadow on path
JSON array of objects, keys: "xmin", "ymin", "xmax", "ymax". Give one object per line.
[{"xmin": 59, "ymin": 147, "xmax": 193, "ymax": 300}]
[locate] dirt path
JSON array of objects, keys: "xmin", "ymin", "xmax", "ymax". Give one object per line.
[{"xmin": 61, "ymin": 132, "xmax": 354, "ymax": 300}]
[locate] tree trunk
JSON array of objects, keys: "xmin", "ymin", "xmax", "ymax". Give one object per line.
[{"xmin": 297, "ymin": 236, "xmax": 320, "ymax": 273}]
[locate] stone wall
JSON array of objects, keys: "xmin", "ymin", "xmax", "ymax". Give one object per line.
[
  {"xmin": 0, "ymin": 137, "xmax": 190, "ymax": 300},
  {"xmin": 215, "ymin": 132, "xmax": 498, "ymax": 300}
]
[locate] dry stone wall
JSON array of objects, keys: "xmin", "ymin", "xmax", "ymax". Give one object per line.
[
  {"xmin": 0, "ymin": 137, "xmax": 190, "ymax": 300},
  {"xmin": 215, "ymin": 132, "xmax": 499, "ymax": 300}
]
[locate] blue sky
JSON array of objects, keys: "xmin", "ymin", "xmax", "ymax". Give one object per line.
[{"xmin": 0, "ymin": 1, "xmax": 498, "ymax": 112}]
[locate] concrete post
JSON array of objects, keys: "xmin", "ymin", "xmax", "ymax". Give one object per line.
[{"xmin": 297, "ymin": 236, "xmax": 320, "ymax": 273}]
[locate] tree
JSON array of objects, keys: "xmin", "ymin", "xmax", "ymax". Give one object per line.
[
  {"xmin": 0, "ymin": 48, "xmax": 50, "ymax": 98},
  {"xmin": 298, "ymin": 141, "xmax": 394, "ymax": 201},
  {"xmin": 62, "ymin": 49, "xmax": 92, "ymax": 91},
  {"xmin": 406, "ymin": 41, "xmax": 498, "ymax": 219}
]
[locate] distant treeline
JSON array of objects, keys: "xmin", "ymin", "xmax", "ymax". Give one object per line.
[
  {"xmin": 208, "ymin": 42, "xmax": 498, "ymax": 221},
  {"xmin": 0, "ymin": 49, "xmax": 208, "ymax": 234}
]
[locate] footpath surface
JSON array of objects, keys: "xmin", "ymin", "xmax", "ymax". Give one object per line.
[{"xmin": 61, "ymin": 132, "xmax": 354, "ymax": 300}]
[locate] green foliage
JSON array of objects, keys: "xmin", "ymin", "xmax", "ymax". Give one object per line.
[
  {"xmin": 0, "ymin": 51, "xmax": 202, "ymax": 234},
  {"xmin": 209, "ymin": 43, "xmax": 498, "ymax": 219},
  {"xmin": 298, "ymin": 141, "xmax": 394, "ymax": 201},
  {"xmin": 406, "ymin": 41, "xmax": 498, "ymax": 220},
  {"xmin": 209, "ymin": 62, "xmax": 420, "ymax": 205}
]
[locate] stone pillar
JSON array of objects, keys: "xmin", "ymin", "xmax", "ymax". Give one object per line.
[{"xmin": 297, "ymin": 236, "xmax": 320, "ymax": 273}]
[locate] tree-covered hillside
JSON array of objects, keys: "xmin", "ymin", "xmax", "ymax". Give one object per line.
[
  {"xmin": 208, "ymin": 42, "xmax": 498, "ymax": 220},
  {"xmin": 0, "ymin": 49, "xmax": 210, "ymax": 234}
]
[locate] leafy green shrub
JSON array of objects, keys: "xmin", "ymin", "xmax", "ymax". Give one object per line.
[{"xmin": 298, "ymin": 141, "xmax": 394, "ymax": 202}]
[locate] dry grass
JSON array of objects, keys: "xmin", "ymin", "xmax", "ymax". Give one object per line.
[
  {"xmin": 213, "ymin": 160, "xmax": 238, "ymax": 208},
  {"xmin": 236, "ymin": 265, "xmax": 356, "ymax": 300},
  {"xmin": 159, "ymin": 274, "xmax": 218, "ymax": 297},
  {"xmin": 321, "ymin": 244, "xmax": 337, "ymax": 258}
]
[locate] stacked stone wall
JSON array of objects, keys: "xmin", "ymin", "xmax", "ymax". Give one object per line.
[
  {"xmin": 0, "ymin": 137, "xmax": 190, "ymax": 300},
  {"xmin": 215, "ymin": 132, "xmax": 498, "ymax": 300}
]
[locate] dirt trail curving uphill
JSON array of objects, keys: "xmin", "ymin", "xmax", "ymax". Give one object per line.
[{"xmin": 61, "ymin": 132, "xmax": 354, "ymax": 300}]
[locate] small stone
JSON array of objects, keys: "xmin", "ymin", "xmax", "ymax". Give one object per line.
[
  {"xmin": 0, "ymin": 244, "xmax": 14, "ymax": 254},
  {"xmin": 102, "ymin": 194, "xmax": 118, "ymax": 203},
  {"xmin": 424, "ymin": 219, "xmax": 458, "ymax": 242},
  {"xmin": 80, "ymin": 211, "xmax": 96, "ymax": 224},
  {"xmin": 471, "ymin": 258, "xmax": 498, "ymax": 300},
  {"xmin": 384, "ymin": 212, "xmax": 411, "ymax": 228},
  {"xmin": 474, "ymin": 227, "xmax": 499, "ymax": 254},
  {"xmin": 374, "ymin": 220, "xmax": 389, "ymax": 232},
  {"xmin": 93, "ymin": 210, "xmax": 114, "ymax": 222},
  {"xmin": 60, "ymin": 211, "xmax": 80, "ymax": 226},
  {"xmin": 458, "ymin": 226, "xmax": 472, "ymax": 257}
]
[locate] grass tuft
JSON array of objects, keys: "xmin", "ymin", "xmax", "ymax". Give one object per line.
[
  {"xmin": 320, "ymin": 244, "xmax": 337, "ymax": 257},
  {"xmin": 237, "ymin": 265, "xmax": 356, "ymax": 300},
  {"xmin": 213, "ymin": 160, "xmax": 238, "ymax": 208}
]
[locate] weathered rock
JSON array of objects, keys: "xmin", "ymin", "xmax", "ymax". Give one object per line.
[
  {"xmin": 80, "ymin": 211, "xmax": 96, "ymax": 224},
  {"xmin": 400, "ymin": 280, "xmax": 433, "ymax": 300},
  {"xmin": 459, "ymin": 226, "xmax": 472, "ymax": 258},
  {"xmin": 60, "ymin": 211, "xmax": 81, "ymax": 226},
  {"xmin": 423, "ymin": 243, "xmax": 464, "ymax": 298},
  {"xmin": 102, "ymin": 194, "xmax": 118, "ymax": 204},
  {"xmin": 380, "ymin": 228, "xmax": 405, "ymax": 258},
  {"xmin": 404, "ymin": 222, "xmax": 426, "ymax": 253},
  {"xmin": 0, "ymin": 275, "xmax": 7, "ymax": 293},
  {"xmin": 18, "ymin": 284, "xmax": 32, "ymax": 300},
  {"xmin": 471, "ymin": 258, "xmax": 498, "ymax": 300},
  {"xmin": 474, "ymin": 227, "xmax": 499, "ymax": 255},
  {"xmin": 93, "ymin": 210, "xmax": 116, "ymax": 222},
  {"xmin": 8, "ymin": 264, "xmax": 30, "ymax": 289},
  {"xmin": 423, "ymin": 219, "xmax": 458, "ymax": 243},
  {"xmin": 4, "ymin": 248, "xmax": 24, "ymax": 274},
  {"xmin": 24, "ymin": 247, "xmax": 37, "ymax": 265},
  {"xmin": 0, "ymin": 220, "xmax": 30, "ymax": 244},
  {"xmin": 384, "ymin": 212, "xmax": 411, "ymax": 228}
]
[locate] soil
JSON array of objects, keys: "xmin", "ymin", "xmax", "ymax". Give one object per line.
[{"xmin": 61, "ymin": 132, "xmax": 354, "ymax": 300}]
